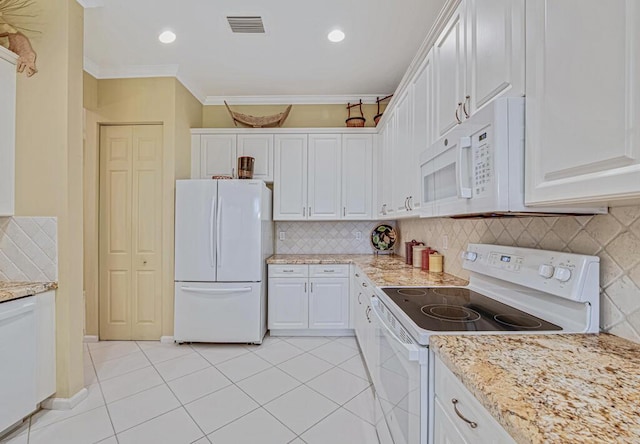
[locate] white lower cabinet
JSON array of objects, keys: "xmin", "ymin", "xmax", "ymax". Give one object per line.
[
  {"xmin": 351, "ymin": 268, "xmax": 377, "ymax": 373},
  {"xmin": 0, "ymin": 291, "xmax": 56, "ymax": 435},
  {"xmin": 433, "ymin": 355, "xmax": 515, "ymax": 444},
  {"xmin": 268, "ymin": 264, "xmax": 349, "ymax": 333}
]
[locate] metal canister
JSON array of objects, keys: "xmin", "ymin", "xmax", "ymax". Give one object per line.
[{"xmin": 237, "ymin": 156, "xmax": 255, "ymax": 179}]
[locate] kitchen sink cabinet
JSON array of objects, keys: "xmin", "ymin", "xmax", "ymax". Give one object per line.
[
  {"xmin": 433, "ymin": 355, "xmax": 515, "ymax": 443},
  {"xmin": 268, "ymin": 264, "xmax": 350, "ymax": 334},
  {"xmin": 0, "ymin": 46, "xmax": 17, "ymax": 216},
  {"xmin": 525, "ymin": 0, "xmax": 640, "ymax": 206}
]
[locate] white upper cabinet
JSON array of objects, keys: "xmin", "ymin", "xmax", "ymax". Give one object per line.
[
  {"xmin": 376, "ymin": 112, "xmax": 395, "ymax": 218},
  {"xmin": 200, "ymin": 134, "xmax": 237, "ymax": 178},
  {"xmin": 433, "ymin": 0, "xmax": 524, "ymax": 139},
  {"xmin": 466, "ymin": 0, "xmax": 524, "ymax": 113},
  {"xmin": 0, "ymin": 47, "xmax": 17, "ymax": 216},
  {"xmin": 342, "ymin": 134, "xmax": 373, "ymax": 220},
  {"xmin": 237, "ymin": 134, "xmax": 274, "ymax": 182},
  {"xmin": 308, "ymin": 134, "xmax": 342, "ymax": 220},
  {"xmin": 525, "ymin": 0, "xmax": 640, "ymax": 206},
  {"xmin": 274, "ymin": 134, "xmax": 308, "ymax": 220},
  {"xmin": 434, "ymin": 2, "xmax": 466, "ymax": 140},
  {"xmin": 392, "ymin": 90, "xmax": 414, "ymax": 215}
]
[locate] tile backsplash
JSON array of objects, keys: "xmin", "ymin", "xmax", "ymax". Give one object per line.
[
  {"xmin": 396, "ymin": 206, "xmax": 640, "ymax": 343},
  {"xmin": 0, "ymin": 217, "xmax": 58, "ymax": 282},
  {"xmin": 275, "ymin": 221, "xmax": 396, "ymax": 254}
]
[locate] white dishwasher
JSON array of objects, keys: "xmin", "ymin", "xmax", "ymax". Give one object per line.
[{"xmin": 0, "ymin": 297, "xmax": 36, "ymax": 433}]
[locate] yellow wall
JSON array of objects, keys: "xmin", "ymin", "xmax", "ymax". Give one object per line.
[
  {"xmin": 14, "ymin": 0, "xmax": 85, "ymax": 398},
  {"xmin": 83, "ymin": 76, "xmax": 202, "ymax": 338},
  {"xmin": 202, "ymin": 103, "xmax": 387, "ymax": 128}
]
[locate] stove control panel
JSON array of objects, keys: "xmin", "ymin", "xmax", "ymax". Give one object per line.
[{"xmin": 462, "ymin": 243, "xmax": 600, "ymax": 304}]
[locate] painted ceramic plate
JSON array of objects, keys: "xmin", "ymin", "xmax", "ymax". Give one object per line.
[{"xmin": 371, "ymin": 224, "xmax": 397, "ymax": 251}]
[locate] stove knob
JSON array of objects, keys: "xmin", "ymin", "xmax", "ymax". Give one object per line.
[
  {"xmin": 553, "ymin": 267, "xmax": 572, "ymax": 282},
  {"xmin": 462, "ymin": 251, "xmax": 478, "ymax": 262},
  {"xmin": 538, "ymin": 264, "xmax": 554, "ymax": 278}
]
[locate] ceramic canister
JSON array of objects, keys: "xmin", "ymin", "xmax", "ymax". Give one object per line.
[
  {"xmin": 421, "ymin": 248, "xmax": 437, "ymax": 271},
  {"xmin": 413, "ymin": 246, "xmax": 427, "ymax": 268},
  {"xmin": 428, "ymin": 253, "xmax": 444, "ymax": 273}
]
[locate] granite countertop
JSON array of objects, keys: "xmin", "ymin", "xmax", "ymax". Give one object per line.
[
  {"xmin": 0, "ymin": 281, "xmax": 58, "ymax": 303},
  {"xmin": 430, "ymin": 334, "xmax": 640, "ymax": 444},
  {"xmin": 267, "ymin": 254, "xmax": 468, "ymax": 287}
]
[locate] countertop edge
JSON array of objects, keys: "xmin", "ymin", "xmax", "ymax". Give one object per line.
[{"xmin": 0, "ymin": 281, "xmax": 58, "ymax": 303}]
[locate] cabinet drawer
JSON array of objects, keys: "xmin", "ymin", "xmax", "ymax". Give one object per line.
[
  {"xmin": 269, "ymin": 264, "xmax": 309, "ymax": 278},
  {"xmin": 309, "ymin": 264, "xmax": 349, "ymax": 278},
  {"xmin": 434, "ymin": 358, "xmax": 515, "ymax": 443}
]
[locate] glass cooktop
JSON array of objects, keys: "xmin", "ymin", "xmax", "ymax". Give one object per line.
[{"xmin": 381, "ymin": 287, "xmax": 562, "ymax": 332}]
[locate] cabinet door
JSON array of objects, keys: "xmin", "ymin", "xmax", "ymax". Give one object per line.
[
  {"xmin": 434, "ymin": 2, "xmax": 466, "ymax": 139},
  {"xmin": 525, "ymin": 1, "xmax": 640, "ymax": 205},
  {"xmin": 308, "ymin": 134, "xmax": 342, "ymax": 220},
  {"xmin": 466, "ymin": 0, "xmax": 524, "ymax": 113},
  {"xmin": 342, "ymin": 134, "xmax": 373, "ymax": 219},
  {"xmin": 274, "ymin": 135, "xmax": 308, "ymax": 220},
  {"xmin": 392, "ymin": 90, "xmax": 413, "ymax": 214},
  {"xmin": 237, "ymin": 134, "xmax": 274, "ymax": 182},
  {"xmin": 376, "ymin": 115, "xmax": 395, "ymax": 218},
  {"xmin": 309, "ymin": 278, "xmax": 349, "ymax": 329},
  {"xmin": 200, "ymin": 134, "xmax": 237, "ymax": 178},
  {"xmin": 268, "ymin": 277, "xmax": 308, "ymax": 329},
  {"xmin": 0, "ymin": 50, "xmax": 16, "ymax": 216}
]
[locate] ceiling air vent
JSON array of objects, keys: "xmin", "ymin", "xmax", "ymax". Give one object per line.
[{"xmin": 227, "ymin": 16, "xmax": 265, "ymax": 34}]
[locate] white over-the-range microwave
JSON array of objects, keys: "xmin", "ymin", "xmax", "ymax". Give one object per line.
[{"xmin": 419, "ymin": 97, "xmax": 607, "ymax": 217}]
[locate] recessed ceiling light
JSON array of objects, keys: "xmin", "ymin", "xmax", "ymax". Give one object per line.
[
  {"xmin": 327, "ymin": 29, "xmax": 345, "ymax": 43},
  {"xmin": 158, "ymin": 30, "xmax": 176, "ymax": 44}
]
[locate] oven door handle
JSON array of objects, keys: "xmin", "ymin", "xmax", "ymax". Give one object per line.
[{"xmin": 371, "ymin": 298, "xmax": 421, "ymax": 362}]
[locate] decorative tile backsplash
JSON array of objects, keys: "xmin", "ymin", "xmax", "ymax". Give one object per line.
[
  {"xmin": 275, "ymin": 221, "xmax": 396, "ymax": 254},
  {"xmin": 396, "ymin": 206, "xmax": 640, "ymax": 343},
  {"xmin": 0, "ymin": 217, "xmax": 58, "ymax": 282}
]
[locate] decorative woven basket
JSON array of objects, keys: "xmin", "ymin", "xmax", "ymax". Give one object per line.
[{"xmin": 346, "ymin": 116, "xmax": 366, "ymax": 127}]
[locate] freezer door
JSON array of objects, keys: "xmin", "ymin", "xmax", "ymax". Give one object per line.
[
  {"xmin": 174, "ymin": 282, "xmax": 264, "ymax": 343},
  {"xmin": 175, "ymin": 180, "xmax": 217, "ymax": 282},
  {"xmin": 216, "ymin": 180, "xmax": 263, "ymax": 282}
]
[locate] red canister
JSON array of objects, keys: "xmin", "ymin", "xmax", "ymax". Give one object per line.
[
  {"xmin": 421, "ymin": 248, "xmax": 438, "ymax": 271},
  {"xmin": 404, "ymin": 240, "xmax": 424, "ymax": 265}
]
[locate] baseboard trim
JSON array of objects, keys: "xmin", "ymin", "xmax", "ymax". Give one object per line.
[
  {"xmin": 269, "ymin": 329, "xmax": 355, "ymax": 337},
  {"xmin": 160, "ymin": 336, "xmax": 175, "ymax": 344},
  {"xmin": 83, "ymin": 335, "xmax": 99, "ymax": 343},
  {"xmin": 41, "ymin": 387, "xmax": 88, "ymax": 411}
]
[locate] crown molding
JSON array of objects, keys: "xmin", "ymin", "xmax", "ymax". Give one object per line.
[
  {"xmin": 76, "ymin": 0, "xmax": 104, "ymax": 8},
  {"xmin": 203, "ymin": 95, "xmax": 388, "ymax": 106}
]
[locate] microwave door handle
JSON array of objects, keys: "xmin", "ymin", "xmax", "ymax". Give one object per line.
[{"xmin": 457, "ymin": 137, "xmax": 473, "ymax": 199}]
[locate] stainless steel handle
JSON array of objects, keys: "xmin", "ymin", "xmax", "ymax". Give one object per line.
[
  {"xmin": 232, "ymin": 168, "xmax": 235, "ymax": 178},
  {"xmin": 310, "ymin": 282, "xmax": 313, "ymax": 292},
  {"xmin": 308, "ymin": 206, "xmax": 311, "ymax": 216},
  {"xmin": 304, "ymin": 282, "xmax": 307, "ymax": 292},
  {"xmin": 216, "ymin": 197, "xmax": 222, "ymax": 267},
  {"xmin": 343, "ymin": 207, "xmax": 346, "ymax": 217},
  {"xmin": 362, "ymin": 282, "xmax": 368, "ymax": 287},
  {"xmin": 180, "ymin": 286, "xmax": 252, "ymax": 295},
  {"xmin": 408, "ymin": 196, "xmax": 413, "ymax": 211},
  {"xmin": 463, "ymin": 95, "xmax": 470, "ymax": 118},
  {"xmin": 455, "ymin": 102, "xmax": 462, "ymax": 124},
  {"xmin": 358, "ymin": 292, "xmax": 362, "ymax": 305},
  {"xmin": 209, "ymin": 196, "xmax": 216, "ymax": 267},
  {"xmin": 303, "ymin": 207, "xmax": 306, "ymax": 217},
  {"xmin": 404, "ymin": 197, "xmax": 409, "ymax": 211},
  {"xmin": 365, "ymin": 306, "xmax": 372, "ymax": 323},
  {"xmin": 451, "ymin": 399, "xmax": 478, "ymax": 429},
  {"xmin": 283, "ymin": 269, "xmax": 294, "ymax": 273},
  {"xmin": 323, "ymin": 269, "xmax": 335, "ymax": 273}
]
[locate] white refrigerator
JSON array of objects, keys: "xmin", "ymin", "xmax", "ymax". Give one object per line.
[{"xmin": 174, "ymin": 179, "xmax": 273, "ymax": 344}]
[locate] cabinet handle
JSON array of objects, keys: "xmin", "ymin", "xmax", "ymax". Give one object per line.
[
  {"xmin": 303, "ymin": 207, "xmax": 306, "ymax": 217},
  {"xmin": 358, "ymin": 292, "xmax": 362, "ymax": 304},
  {"xmin": 463, "ymin": 95, "xmax": 470, "ymax": 118},
  {"xmin": 323, "ymin": 269, "xmax": 335, "ymax": 273},
  {"xmin": 304, "ymin": 282, "xmax": 307, "ymax": 292},
  {"xmin": 283, "ymin": 269, "xmax": 294, "ymax": 273},
  {"xmin": 362, "ymin": 282, "xmax": 368, "ymax": 288},
  {"xmin": 343, "ymin": 207, "xmax": 346, "ymax": 217},
  {"xmin": 310, "ymin": 282, "xmax": 313, "ymax": 292},
  {"xmin": 365, "ymin": 306, "xmax": 372, "ymax": 323},
  {"xmin": 455, "ymin": 103, "xmax": 462, "ymax": 124},
  {"xmin": 232, "ymin": 168, "xmax": 235, "ymax": 178},
  {"xmin": 408, "ymin": 196, "xmax": 413, "ymax": 211},
  {"xmin": 381, "ymin": 203, "xmax": 387, "ymax": 215},
  {"xmin": 451, "ymin": 399, "xmax": 478, "ymax": 429},
  {"xmin": 404, "ymin": 197, "xmax": 409, "ymax": 211},
  {"xmin": 309, "ymin": 206, "xmax": 311, "ymax": 216},
  {"xmin": 355, "ymin": 273, "xmax": 360, "ymax": 278}
]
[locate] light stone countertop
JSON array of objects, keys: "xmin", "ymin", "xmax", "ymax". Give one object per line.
[
  {"xmin": 0, "ymin": 281, "xmax": 58, "ymax": 303},
  {"xmin": 430, "ymin": 334, "xmax": 640, "ymax": 444},
  {"xmin": 266, "ymin": 254, "xmax": 468, "ymax": 287}
]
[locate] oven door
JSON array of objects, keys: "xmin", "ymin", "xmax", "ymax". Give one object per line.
[{"xmin": 371, "ymin": 297, "xmax": 428, "ymax": 444}]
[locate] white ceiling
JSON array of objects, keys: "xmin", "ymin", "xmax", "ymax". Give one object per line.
[{"xmin": 82, "ymin": 0, "xmax": 446, "ymax": 103}]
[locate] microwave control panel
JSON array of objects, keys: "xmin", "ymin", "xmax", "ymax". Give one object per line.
[{"xmin": 473, "ymin": 128, "xmax": 492, "ymax": 197}]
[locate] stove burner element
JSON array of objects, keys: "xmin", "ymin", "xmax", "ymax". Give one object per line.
[
  {"xmin": 397, "ymin": 289, "xmax": 428, "ymax": 297},
  {"xmin": 421, "ymin": 304, "xmax": 481, "ymax": 322},
  {"xmin": 494, "ymin": 314, "xmax": 542, "ymax": 329},
  {"xmin": 430, "ymin": 288, "xmax": 473, "ymax": 298}
]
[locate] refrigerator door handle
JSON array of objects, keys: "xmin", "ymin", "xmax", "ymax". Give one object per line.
[
  {"xmin": 180, "ymin": 286, "xmax": 252, "ymax": 294},
  {"xmin": 216, "ymin": 197, "xmax": 222, "ymax": 267},
  {"xmin": 209, "ymin": 196, "xmax": 216, "ymax": 268}
]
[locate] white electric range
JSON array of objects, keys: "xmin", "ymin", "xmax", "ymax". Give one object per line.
[{"xmin": 368, "ymin": 243, "xmax": 600, "ymax": 444}]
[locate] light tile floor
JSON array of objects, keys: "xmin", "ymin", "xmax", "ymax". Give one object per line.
[{"xmin": 0, "ymin": 335, "xmax": 379, "ymax": 444}]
